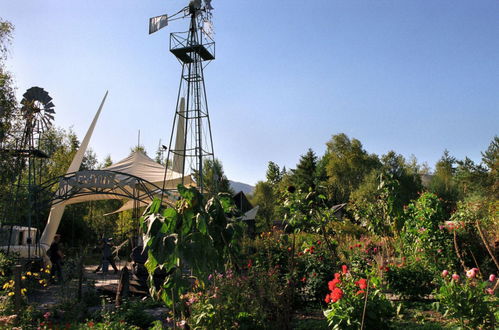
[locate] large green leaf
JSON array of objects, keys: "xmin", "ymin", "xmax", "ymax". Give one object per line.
[
  {"xmin": 196, "ymin": 213, "xmax": 208, "ymax": 234},
  {"xmin": 145, "ymin": 214, "xmax": 165, "ymax": 237},
  {"xmin": 162, "ymin": 207, "xmax": 179, "ymax": 233}
]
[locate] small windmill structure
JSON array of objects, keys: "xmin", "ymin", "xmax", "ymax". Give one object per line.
[
  {"xmin": 150, "ymin": 0, "xmax": 216, "ymax": 194},
  {"xmin": 0, "ymin": 87, "xmax": 55, "ymax": 259}
]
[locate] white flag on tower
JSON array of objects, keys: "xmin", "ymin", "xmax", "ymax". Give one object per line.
[{"xmin": 149, "ymin": 14, "xmax": 168, "ymax": 34}]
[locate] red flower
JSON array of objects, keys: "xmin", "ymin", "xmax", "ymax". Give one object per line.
[
  {"xmin": 355, "ymin": 278, "xmax": 367, "ymax": 290},
  {"xmin": 88, "ymin": 321, "xmax": 95, "ymax": 328},
  {"xmin": 328, "ymin": 278, "xmax": 341, "ymax": 291},
  {"xmin": 324, "ymin": 293, "xmax": 331, "ymax": 303},
  {"xmin": 247, "ymin": 259, "xmax": 253, "ymax": 269},
  {"xmin": 317, "ymin": 240, "xmax": 322, "ymax": 245},
  {"xmin": 334, "ymin": 272, "xmax": 341, "ymax": 280},
  {"xmin": 301, "ymin": 276, "xmax": 307, "ymax": 283},
  {"xmin": 356, "ymin": 290, "xmax": 366, "ymax": 296},
  {"xmin": 330, "ymin": 287, "xmax": 343, "ymax": 302},
  {"xmin": 341, "ymin": 265, "xmax": 348, "ymax": 274}
]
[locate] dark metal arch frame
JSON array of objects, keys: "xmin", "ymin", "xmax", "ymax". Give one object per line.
[{"xmin": 36, "ymin": 170, "xmax": 171, "ymax": 207}]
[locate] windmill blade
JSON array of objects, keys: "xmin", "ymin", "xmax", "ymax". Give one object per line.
[
  {"xmin": 46, "ymin": 114, "xmax": 55, "ymax": 121},
  {"xmin": 30, "ymin": 87, "xmax": 43, "ymax": 100}
]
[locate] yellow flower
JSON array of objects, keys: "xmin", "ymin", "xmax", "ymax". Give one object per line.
[
  {"xmin": 40, "ymin": 268, "xmax": 44, "ymax": 272},
  {"xmin": 39, "ymin": 280, "xmax": 44, "ymax": 284},
  {"xmin": 26, "ymin": 272, "xmax": 32, "ymax": 276},
  {"xmin": 8, "ymin": 292, "xmax": 14, "ymax": 296},
  {"xmin": 33, "ymin": 273, "xmax": 39, "ymax": 277},
  {"xmin": 21, "ymin": 288, "xmax": 27, "ymax": 295},
  {"xmin": 21, "ymin": 276, "xmax": 26, "ymax": 281},
  {"xmin": 2, "ymin": 283, "xmax": 9, "ymax": 289},
  {"xmin": 45, "ymin": 269, "xmax": 51, "ymax": 274}
]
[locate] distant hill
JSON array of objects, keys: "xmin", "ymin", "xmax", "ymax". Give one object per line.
[{"xmin": 229, "ymin": 180, "xmax": 255, "ymax": 195}]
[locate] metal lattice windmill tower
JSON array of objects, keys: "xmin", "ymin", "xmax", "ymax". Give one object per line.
[{"xmin": 150, "ymin": 0, "xmax": 216, "ymax": 193}]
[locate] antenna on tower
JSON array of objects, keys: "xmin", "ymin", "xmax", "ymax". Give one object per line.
[{"xmin": 149, "ymin": 0, "xmax": 216, "ymax": 194}]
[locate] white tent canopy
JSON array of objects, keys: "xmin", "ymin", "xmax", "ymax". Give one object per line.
[{"xmin": 55, "ymin": 150, "xmax": 195, "ymax": 209}]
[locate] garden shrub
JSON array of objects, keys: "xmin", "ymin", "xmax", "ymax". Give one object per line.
[
  {"xmin": 250, "ymin": 229, "xmax": 292, "ymax": 274},
  {"xmin": 385, "ymin": 260, "xmax": 435, "ymax": 300},
  {"xmin": 339, "ymin": 236, "xmax": 383, "ymax": 275},
  {"xmin": 294, "ymin": 238, "xmax": 338, "ymax": 304},
  {"xmin": 435, "ymin": 271, "xmax": 498, "ymax": 329},
  {"xmin": 323, "ymin": 266, "xmax": 394, "ymax": 329},
  {"xmin": 103, "ymin": 299, "xmax": 156, "ymax": 329},
  {"xmin": 402, "ymin": 192, "xmax": 456, "ymax": 271},
  {"xmin": 188, "ymin": 267, "xmax": 288, "ymax": 329}
]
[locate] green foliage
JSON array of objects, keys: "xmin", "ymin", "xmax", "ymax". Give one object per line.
[
  {"xmin": 449, "ymin": 198, "xmax": 497, "ymax": 273},
  {"xmin": 140, "ymin": 185, "xmax": 243, "ymax": 309},
  {"xmin": 100, "ymin": 299, "xmax": 156, "ymax": 329},
  {"xmin": 193, "ymin": 158, "xmax": 234, "ymax": 198},
  {"xmin": 249, "ymin": 229, "xmax": 292, "ymax": 275},
  {"xmin": 0, "ymin": 251, "xmax": 14, "ymax": 281},
  {"xmin": 385, "ymin": 260, "xmax": 435, "ymax": 300},
  {"xmin": 323, "ymin": 267, "xmax": 394, "ymax": 329},
  {"xmin": 325, "ymin": 133, "xmax": 381, "ymax": 203},
  {"xmin": 292, "ymin": 148, "xmax": 319, "ymax": 191},
  {"xmin": 266, "ymin": 161, "xmax": 283, "ymax": 185},
  {"xmin": 402, "ymin": 192, "xmax": 456, "ymax": 271},
  {"xmin": 349, "ymin": 151, "xmax": 422, "ymax": 236},
  {"xmin": 250, "ymin": 181, "xmax": 276, "ymax": 231},
  {"xmin": 435, "ymin": 276, "xmax": 497, "ymax": 329},
  {"xmin": 294, "ymin": 238, "xmax": 339, "ymax": 304},
  {"xmin": 188, "ymin": 267, "xmax": 288, "ymax": 329},
  {"xmin": 481, "ymin": 136, "xmax": 499, "ymax": 197},
  {"xmin": 428, "ymin": 150, "xmax": 458, "ymax": 213}
]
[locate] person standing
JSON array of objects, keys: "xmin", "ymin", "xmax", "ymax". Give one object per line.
[
  {"xmin": 48, "ymin": 234, "xmax": 63, "ymax": 282},
  {"xmin": 94, "ymin": 238, "xmax": 119, "ymax": 274}
]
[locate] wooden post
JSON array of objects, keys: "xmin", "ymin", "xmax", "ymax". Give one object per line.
[
  {"xmin": 115, "ymin": 266, "xmax": 129, "ymax": 307},
  {"xmin": 13, "ymin": 265, "xmax": 22, "ymax": 314}
]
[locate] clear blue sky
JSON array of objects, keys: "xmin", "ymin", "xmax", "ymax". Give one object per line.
[{"xmin": 2, "ymin": 0, "xmax": 498, "ymax": 185}]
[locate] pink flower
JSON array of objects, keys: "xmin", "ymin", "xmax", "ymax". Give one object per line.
[
  {"xmin": 466, "ymin": 268, "xmax": 478, "ymax": 279},
  {"xmin": 441, "ymin": 270, "xmax": 449, "ymax": 278},
  {"xmin": 489, "ymin": 274, "xmax": 496, "ymax": 282},
  {"xmin": 43, "ymin": 312, "xmax": 51, "ymax": 320},
  {"xmin": 451, "ymin": 274, "xmax": 460, "ymax": 281},
  {"xmin": 486, "ymin": 288, "xmax": 494, "ymax": 295}
]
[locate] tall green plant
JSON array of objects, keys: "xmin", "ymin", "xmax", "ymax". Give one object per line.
[
  {"xmin": 140, "ymin": 185, "xmax": 243, "ymax": 309},
  {"xmin": 402, "ymin": 192, "xmax": 456, "ymax": 270}
]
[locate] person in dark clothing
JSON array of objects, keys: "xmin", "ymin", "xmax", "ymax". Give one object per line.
[
  {"xmin": 48, "ymin": 234, "xmax": 63, "ymax": 282},
  {"xmin": 93, "ymin": 238, "xmax": 119, "ymax": 274}
]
